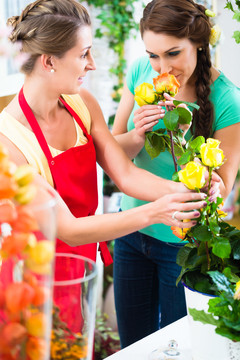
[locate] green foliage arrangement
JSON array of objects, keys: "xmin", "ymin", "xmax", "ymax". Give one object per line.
[
  {"xmin": 225, "ymin": 0, "xmax": 240, "ymax": 43},
  {"xmin": 189, "ymin": 271, "xmax": 240, "ymax": 342},
  {"xmin": 86, "ymin": 0, "xmax": 143, "ymax": 103},
  {"xmin": 135, "ymin": 73, "xmax": 240, "ymax": 296},
  {"xmin": 94, "ymin": 311, "xmax": 121, "ymax": 360}
]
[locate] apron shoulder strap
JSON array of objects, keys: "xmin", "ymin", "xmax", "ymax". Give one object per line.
[
  {"xmin": 59, "ymin": 97, "xmax": 89, "ymax": 139},
  {"xmin": 18, "ymin": 87, "xmax": 53, "ymax": 163}
]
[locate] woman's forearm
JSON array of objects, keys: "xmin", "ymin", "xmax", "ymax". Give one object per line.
[
  {"xmin": 57, "ymin": 202, "xmax": 151, "ymax": 245},
  {"xmin": 56, "ymin": 191, "xmax": 207, "ymax": 246},
  {"xmin": 113, "ymin": 129, "xmax": 145, "ymax": 160},
  {"xmin": 114, "ymin": 162, "xmax": 187, "ymax": 202}
]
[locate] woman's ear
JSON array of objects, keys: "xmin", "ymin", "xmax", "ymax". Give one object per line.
[{"xmin": 40, "ymin": 54, "xmax": 55, "ymax": 72}]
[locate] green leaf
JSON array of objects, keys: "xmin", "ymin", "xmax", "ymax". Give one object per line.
[
  {"xmin": 212, "ymin": 237, "xmax": 231, "ymax": 259},
  {"xmin": 208, "ymin": 217, "xmax": 220, "ymax": 235},
  {"xmin": 224, "ymin": 1, "xmax": 234, "ymax": 11},
  {"xmin": 177, "ymin": 149, "xmax": 193, "ymax": 165},
  {"xmin": 215, "ymin": 327, "xmax": 240, "ymax": 342},
  {"xmin": 231, "ymin": 238, "xmax": 240, "ymax": 260},
  {"xmin": 192, "ymin": 225, "xmax": 213, "ymax": 242},
  {"xmin": 233, "ymin": 10, "xmax": 240, "ymax": 21},
  {"xmin": 176, "ymin": 245, "xmax": 194, "ymax": 267},
  {"xmin": 208, "ymin": 297, "xmax": 229, "ymax": 317},
  {"xmin": 176, "ymin": 107, "xmax": 192, "ymax": 125},
  {"xmin": 173, "ymin": 100, "xmax": 200, "ymax": 110},
  {"xmin": 151, "ymin": 128, "xmax": 167, "ymax": 136},
  {"xmin": 173, "ymin": 144, "xmax": 185, "ymax": 157},
  {"xmin": 188, "ymin": 308, "xmax": 219, "ymax": 326},
  {"xmin": 208, "ymin": 271, "xmax": 233, "ymax": 294},
  {"xmin": 233, "ymin": 30, "xmax": 240, "ymax": 44},
  {"xmin": 163, "ymin": 109, "xmax": 179, "ymax": 130},
  {"xmin": 223, "ymin": 267, "xmax": 240, "ymax": 282},
  {"xmin": 183, "ymin": 271, "xmax": 215, "ymax": 294},
  {"xmin": 189, "ymin": 136, "xmax": 205, "ymax": 151},
  {"xmin": 172, "ymin": 171, "xmax": 180, "ymax": 182},
  {"xmin": 145, "ymin": 133, "xmax": 165, "ymax": 159}
]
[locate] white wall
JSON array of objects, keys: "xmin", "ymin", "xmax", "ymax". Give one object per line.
[
  {"xmin": 125, "ymin": 0, "xmax": 240, "ymax": 87},
  {"xmin": 218, "ymin": 0, "xmax": 240, "ymax": 87}
]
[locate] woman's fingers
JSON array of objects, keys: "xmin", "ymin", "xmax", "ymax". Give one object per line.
[
  {"xmin": 171, "ymin": 192, "xmax": 207, "ymax": 202},
  {"xmin": 202, "ymin": 170, "xmax": 222, "ymax": 200},
  {"xmin": 173, "ymin": 219, "xmax": 198, "ymax": 229},
  {"xmin": 133, "ymin": 105, "xmax": 165, "ymax": 135}
]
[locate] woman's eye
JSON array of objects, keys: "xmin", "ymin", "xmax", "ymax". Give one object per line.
[
  {"xmin": 81, "ymin": 51, "xmax": 89, "ymax": 59},
  {"xmin": 149, "ymin": 53, "xmax": 158, "ymax": 59},
  {"xmin": 168, "ymin": 51, "xmax": 180, "ymax": 57}
]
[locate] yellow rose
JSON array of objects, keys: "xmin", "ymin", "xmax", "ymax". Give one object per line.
[
  {"xmin": 28, "ymin": 240, "xmax": 54, "ymax": 265},
  {"xmin": 209, "ymin": 24, "xmax": 221, "ymax": 46},
  {"xmin": 178, "ymin": 161, "xmax": 207, "ymax": 190},
  {"xmin": 217, "ymin": 209, "xmax": 228, "ymax": 218},
  {"xmin": 25, "ymin": 240, "xmax": 54, "ymax": 275},
  {"xmin": 14, "ymin": 184, "xmax": 37, "ymax": 205},
  {"xmin": 26, "ymin": 312, "xmax": 47, "ymax": 338},
  {"xmin": 134, "ymin": 83, "xmax": 157, "ymax": 106},
  {"xmin": 14, "ymin": 164, "xmax": 35, "ymax": 187},
  {"xmin": 200, "ymin": 138, "xmax": 224, "ymax": 168}
]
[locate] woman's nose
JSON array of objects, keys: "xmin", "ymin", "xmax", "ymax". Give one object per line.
[
  {"xmin": 87, "ymin": 54, "xmax": 96, "ymax": 71},
  {"xmin": 159, "ymin": 60, "xmax": 172, "ymax": 74}
]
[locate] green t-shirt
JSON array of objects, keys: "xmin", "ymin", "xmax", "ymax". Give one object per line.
[{"xmin": 121, "ymin": 56, "xmax": 240, "ymax": 243}]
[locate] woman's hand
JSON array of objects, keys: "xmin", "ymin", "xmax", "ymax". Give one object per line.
[
  {"xmin": 150, "ymin": 191, "xmax": 207, "ymax": 228},
  {"xmin": 133, "ymin": 104, "xmax": 165, "ymax": 139},
  {"xmin": 202, "ymin": 170, "xmax": 222, "ymax": 201}
]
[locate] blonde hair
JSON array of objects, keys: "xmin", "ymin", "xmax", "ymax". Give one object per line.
[{"xmin": 7, "ymin": 0, "xmax": 91, "ymax": 74}]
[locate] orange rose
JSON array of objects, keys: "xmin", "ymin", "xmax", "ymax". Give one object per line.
[
  {"xmin": 0, "ymin": 199, "xmax": 17, "ymax": 224},
  {"xmin": 5, "ymin": 282, "xmax": 34, "ymax": 313},
  {"xmin": 153, "ymin": 73, "xmax": 180, "ymax": 100},
  {"xmin": 1, "ymin": 232, "xmax": 35, "ymax": 259},
  {"xmin": 171, "ymin": 226, "xmax": 189, "ymax": 240},
  {"xmin": 0, "ymin": 174, "xmax": 17, "ymax": 200},
  {"xmin": 171, "ymin": 220, "xmax": 190, "ymax": 240},
  {"xmin": 26, "ymin": 337, "xmax": 48, "ymax": 360},
  {"xmin": 32, "ymin": 286, "xmax": 50, "ymax": 307},
  {"xmin": 1, "ymin": 322, "xmax": 27, "ymax": 347},
  {"xmin": 11, "ymin": 206, "xmax": 38, "ymax": 232},
  {"xmin": 23, "ymin": 272, "xmax": 38, "ymax": 288}
]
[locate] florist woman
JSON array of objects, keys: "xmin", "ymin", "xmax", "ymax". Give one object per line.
[{"xmin": 0, "ymin": 0, "xmax": 208, "ymax": 279}]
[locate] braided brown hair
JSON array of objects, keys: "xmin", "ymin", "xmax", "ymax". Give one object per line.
[
  {"xmin": 7, "ymin": 0, "xmax": 91, "ymax": 74},
  {"xmin": 140, "ymin": 0, "xmax": 214, "ymax": 139}
]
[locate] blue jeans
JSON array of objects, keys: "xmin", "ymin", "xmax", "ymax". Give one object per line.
[{"xmin": 113, "ymin": 231, "xmax": 186, "ymax": 348}]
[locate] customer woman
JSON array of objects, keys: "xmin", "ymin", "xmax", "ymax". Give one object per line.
[
  {"xmin": 0, "ymin": 0, "xmax": 208, "ymax": 273},
  {"xmin": 112, "ymin": 0, "xmax": 240, "ymax": 348}
]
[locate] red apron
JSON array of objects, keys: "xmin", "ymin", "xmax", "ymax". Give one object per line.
[{"xmin": 18, "ymin": 87, "xmax": 113, "ymax": 267}]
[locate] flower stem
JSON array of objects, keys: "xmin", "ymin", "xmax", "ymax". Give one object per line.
[
  {"xmin": 169, "ymin": 130, "xmax": 178, "ymax": 172},
  {"xmin": 192, "ymin": 237, "xmax": 199, "ymax": 247},
  {"xmin": 205, "ymin": 242, "xmax": 210, "ymax": 270},
  {"xmin": 207, "ymin": 167, "xmax": 213, "ymax": 196}
]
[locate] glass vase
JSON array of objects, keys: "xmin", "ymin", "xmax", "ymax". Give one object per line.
[
  {"xmin": 0, "ymin": 187, "xmax": 57, "ymax": 360},
  {"xmin": 51, "ymin": 253, "xmax": 98, "ymax": 360}
]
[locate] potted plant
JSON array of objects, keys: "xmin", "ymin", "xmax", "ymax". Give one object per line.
[
  {"xmin": 188, "ymin": 271, "xmax": 240, "ymax": 358},
  {"xmin": 94, "ymin": 311, "xmax": 120, "ymax": 360},
  {"xmin": 134, "ymin": 72, "xmax": 240, "ymax": 359}
]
